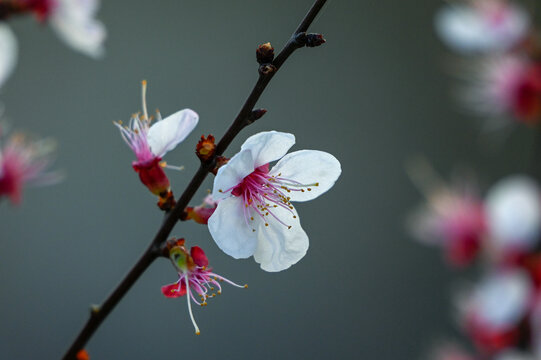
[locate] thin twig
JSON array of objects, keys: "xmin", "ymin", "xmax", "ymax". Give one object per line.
[{"xmin": 62, "ymin": 1, "xmax": 328, "ymax": 358}]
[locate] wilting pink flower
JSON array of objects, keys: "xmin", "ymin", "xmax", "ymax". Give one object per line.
[
  {"xmin": 208, "ymin": 131, "xmax": 341, "ymax": 272},
  {"xmin": 460, "ymin": 270, "xmax": 533, "ymax": 354},
  {"xmin": 0, "ymin": 132, "xmax": 59, "ymax": 204},
  {"xmin": 485, "ymin": 176, "xmax": 541, "ymax": 259},
  {"xmin": 460, "ymin": 56, "xmax": 541, "ymax": 124},
  {"xmin": 0, "ymin": 24, "xmax": 17, "ymax": 89},
  {"xmin": 408, "ymin": 163, "xmax": 486, "ymax": 267},
  {"xmin": 161, "ymin": 239, "xmax": 246, "ymax": 335},
  {"xmin": 115, "ymin": 81, "xmax": 198, "ymax": 200},
  {"xmin": 435, "ymin": 0, "xmax": 529, "ymax": 54}
]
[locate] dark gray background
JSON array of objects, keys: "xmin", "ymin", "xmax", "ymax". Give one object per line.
[{"xmin": 0, "ymin": 1, "xmax": 537, "ymax": 359}]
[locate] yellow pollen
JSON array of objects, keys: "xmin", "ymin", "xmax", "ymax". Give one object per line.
[
  {"xmin": 196, "ymin": 330, "xmax": 201, "ymax": 335},
  {"xmin": 288, "ymin": 226, "xmax": 292, "ymax": 229},
  {"xmin": 117, "ymin": 120, "xmax": 123, "ymax": 125},
  {"xmin": 315, "ymin": 182, "xmax": 319, "ymax": 186},
  {"xmin": 210, "ymin": 287, "xmax": 214, "ymax": 290},
  {"xmin": 217, "ymin": 290, "xmax": 222, "ymax": 294},
  {"xmin": 141, "ymin": 79, "xmax": 147, "ymax": 86},
  {"xmin": 244, "ymin": 284, "xmax": 248, "ymax": 288},
  {"xmin": 278, "ymin": 173, "xmax": 282, "ymax": 176},
  {"xmin": 218, "ymin": 189, "xmax": 223, "ymax": 193},
  {"xmin": 265, "ymin": 223, "xmax": 269, "ymax": 227},
  {"xmin": 250, "ymin": 217, "xmax": 254, "ymax": 220},
  {"xmin": 307, "ymin": 188, "xmax": 312, "ymax": 191},
  {"xmin": 301, "ymin": 189, "xmax": 305, "ymax": 192},
  {"xmin": 160, "ymin": 161, "xmax": 167, "ymax": 167},
  {"xmin": 293, "ymin": 215, "xmax": 297, "ymax": 218}
]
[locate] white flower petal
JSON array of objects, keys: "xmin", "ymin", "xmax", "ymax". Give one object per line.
[
  {"xmin": 435, "ymin": 3, "xmax": 529, "ymax": 54},
  {"xmin": 240, "ymin": 131, "xmax": 295, "ymax": 168},
  {"xmin": 472, "ymin": 270, "xmax": 531, "ymax": 329},
  {"xmin": 0, "ymin": 25, "xmax": 17, "ymax": 89},
  {"xmin": 147, "ymin": 109, "xmax": 199, "ymax": 157},
  {"xmin": 212, "ymin": 149, "xmax": 255, "ymax": 200},
  {"xmin": 270, "ymin": 150, "xmax": 341, "ymax": 202},
  {"xmin": 50, "ymin": 0, "xmax": 106, "ymax": 58},
  {"xmin": 253, "ymin": 205, "xmax": 309, "ymax": 272},
  {"xmin": 208, "ymin": 196, "xmax": 258, "ymax": 259},
  {"xmin": 486, "ymin": 175, "xmax": 541, "ymax": 252}
]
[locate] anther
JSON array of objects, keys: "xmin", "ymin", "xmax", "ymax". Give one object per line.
[{"xmin": 244, "ymin": 284, "xmax": 248, "ymax": 288}]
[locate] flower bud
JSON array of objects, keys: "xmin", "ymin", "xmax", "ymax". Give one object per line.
[
  {"xmin": 295, "ymin": 32, "xmax": 326, "ymax": 48},
  {"xmin": 132, "ymin": 158, "xmax": 170, "ymax": 196},
  {"xmin": 76, "ymin": 349, "xmax": 90, "ymax": 360},
  {"xmin": 196, "ymin": 135, "xmax": 216, "ymax": 162},
  {"xmin": 256, "ymin": 42, "xmax": 274, "ymax": 64},
  {"xmin": 306, "ymin": 33, "xmax": 326, "ymax": 47},
  {"xmin": 211, "ymin": 156, "xmax": 229, "ymax": 175}
]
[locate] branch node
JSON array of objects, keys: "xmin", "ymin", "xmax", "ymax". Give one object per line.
[
  {"xmin": 90, "ymin": 304, "xmax": 101, "ymax": 316},
  {"xmin": 258, "ymin": 64, "xmax": 277, "ymax": 76}
]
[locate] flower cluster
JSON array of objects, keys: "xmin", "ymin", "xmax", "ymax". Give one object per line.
[
  {"xmin": 161, "ymin": 238, "xmax": 246, "ymax": 335},
  {"xmin": 0, "ymin": 127, "xmax": 60, "ymax": 204},
  {"xmin": 410, "ymin": 173, "xmax": 541, "ymax": 359},
  {"xmin": 0, "ymin": 0, "xmax": 106, "ymax": 88},
  {"xmin": 435, "ymin": 0, "xmax": 541, "ymax": 125},
  {"xmin": 114, "ymin": 81, "xmax": 198, "ymax": 209}
]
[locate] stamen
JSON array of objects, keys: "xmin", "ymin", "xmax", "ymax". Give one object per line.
[
  {"xmin": 141, "ymin": 80, "xmax": 149, "ymax": 121},
  {"xmin": 184, "ymin": 276, "xmax": 200, "ymax": 335}
]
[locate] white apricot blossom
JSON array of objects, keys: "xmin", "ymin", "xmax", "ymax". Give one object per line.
[{"xmin": 208, "ymin": 131, "xmax": 341, "ymax": 272}]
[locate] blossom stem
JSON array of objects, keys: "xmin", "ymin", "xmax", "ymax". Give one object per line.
[{"xmin": 62, "ymin": 0, "xmax": 328, "ymax": 358}]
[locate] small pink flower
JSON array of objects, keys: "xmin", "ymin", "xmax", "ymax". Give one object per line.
[
  {"xmin": 0, "ymin": 132, "xmax": 59, "ymax": 204},
  {"xmin": 408, "ymin": 163, "xmax": 486, "ymax": 267},
  {"xmin": 459, "ymin": 56, "xmax": 541, "ymax": 124},
  {"xmin": 161, "ymin": 239, "xmax": 246, "ymax": 335},
  {"xmin": 208, "ymin": 131, "xmax": 341, "ymax": 272},
  {"xmin": 459, "ymin": 270, "xmax": 532, "ymax": 354},
  {"xmin": 115, "ymin": 81, "xmax": 198, "ymax": 198}
]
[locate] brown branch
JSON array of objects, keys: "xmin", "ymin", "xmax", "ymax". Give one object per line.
[{"xmin": 62, "ymin": 0, "xmax": 328, "ymax": 358}]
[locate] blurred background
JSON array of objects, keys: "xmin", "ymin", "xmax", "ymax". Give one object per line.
[{"xmin": 1, "ymin": 0, "xmax": 537, "ymax": 359}]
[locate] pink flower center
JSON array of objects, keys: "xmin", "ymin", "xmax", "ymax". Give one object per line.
[{"xmin": 222, "ymin": 164, "xmax": 318, "ymax": 231}]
